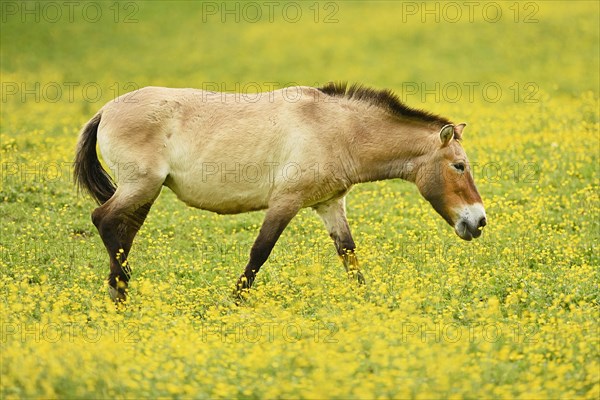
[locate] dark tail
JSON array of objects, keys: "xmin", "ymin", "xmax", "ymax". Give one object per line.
[{"xmin": 73, "ymin": 112, "xmax": 116, "ymax": 205}]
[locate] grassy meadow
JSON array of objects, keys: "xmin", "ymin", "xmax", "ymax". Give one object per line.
[{"xmin": 1, "ymin": 1, "xmax": 599, "ymax": 398}]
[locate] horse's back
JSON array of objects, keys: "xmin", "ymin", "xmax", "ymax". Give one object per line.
[{"xmin": 99, "ymin": 85, "xmax": 325, "ymax": 142}]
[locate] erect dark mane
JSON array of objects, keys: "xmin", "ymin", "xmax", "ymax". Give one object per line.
[{"xmin": 318, "ymin": 82, "xmax": 451, "ymax": 126}]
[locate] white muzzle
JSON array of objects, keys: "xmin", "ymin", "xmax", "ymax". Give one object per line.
[{"xmin": 454, "ymin": 203, "xmax": 487, "ymax": 241}]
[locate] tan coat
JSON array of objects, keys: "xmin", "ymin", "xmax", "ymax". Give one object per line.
[{"xmin": 74, "ymin": 83, "xmax": 486, "ymax": 301}]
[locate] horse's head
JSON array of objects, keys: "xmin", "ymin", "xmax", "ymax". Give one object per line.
[{"xmin": 415, "ymin": 123, "xmax": 486, "ymax": 241}]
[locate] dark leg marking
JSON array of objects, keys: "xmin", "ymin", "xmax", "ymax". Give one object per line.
[
  {"xmin": 235, "ymin": 202, "xmax": 300, "ymax": 296},
  {"xmin": 314, "ymin": 197, "xmax": 365, "ymax": 284},
  {"xmin": 92, "ymin": 198, "xmax": 155, "ymax": 303}
]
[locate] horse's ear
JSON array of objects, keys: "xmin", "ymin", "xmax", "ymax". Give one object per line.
[
  {"xmin": 454, "ymin": 123, "xmax": 467, "ymax": 140},
  {"xmin": 440, "ymin": 124, "xmax": 454, "ymax": 146}
]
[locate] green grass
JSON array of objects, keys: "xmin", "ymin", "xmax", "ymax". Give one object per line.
[{"xmin": 1, "ymin": 1, "xmax": 599, "ymax": 398}]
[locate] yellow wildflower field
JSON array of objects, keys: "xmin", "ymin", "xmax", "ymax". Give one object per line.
[{"xmin": 1, "ymin": 1, "xmax": 598, "ymax": 398}]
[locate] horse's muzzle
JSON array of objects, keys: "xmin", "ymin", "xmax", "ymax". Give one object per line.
[{"xmin": 454, "ymin": 204, "xmax": 486, "ymax": 241}]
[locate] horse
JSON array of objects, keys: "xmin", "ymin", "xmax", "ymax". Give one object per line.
[{"xmin": 74, "ymin": 82, "xmax": 486, "ymax": 302}]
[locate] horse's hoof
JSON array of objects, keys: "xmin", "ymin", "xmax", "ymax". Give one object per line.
[
  {"xmin": 232, "ymin": 285, "xmax": 243, "ymax": 298},
  {"xmin": 232, "ymin": 277, "xmax": 250, "ymax": 304},
  {"xmin": 357, "ymin": 271, "xmax": 366, "ymax": 285},
  {"xmin": 108, "ymin": 285, "xmax": 127, "ymax": 304},
  {"xmin": 232, "ymin": 287, "xmax": 250, "ymax": 306},
  {"xmin": 348, "ymin": 270, "xmax": 366, "ymax": 285}
]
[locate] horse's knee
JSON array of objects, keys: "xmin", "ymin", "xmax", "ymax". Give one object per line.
[
  {"xmin": 334, "ymin": 238, "xmax": 356, "ymax": 256},
  {"xmin": 93, "ymin": 206, "xmax": 121, "ymax": 233},
  {"xmin": 92, "ymin": 208, "xmax": 124, "ymax": 250},
  {"xmin": 342, "ymin": 238, "xmax": 356, "ymax": 253}
]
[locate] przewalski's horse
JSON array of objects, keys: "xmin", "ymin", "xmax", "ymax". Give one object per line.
[{"xmin": 74, "ymin": 83, "xmax": 486, "ymax": 302}]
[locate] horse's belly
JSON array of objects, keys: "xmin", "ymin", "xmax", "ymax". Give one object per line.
[{"xmin": 164, "ymin": 171, "xmax": 271, "ymax": 214}]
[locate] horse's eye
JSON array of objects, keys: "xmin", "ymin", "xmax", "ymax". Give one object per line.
[{"xmin": 453, "ymin": 163, "xmax": 465, "ymax": 172}]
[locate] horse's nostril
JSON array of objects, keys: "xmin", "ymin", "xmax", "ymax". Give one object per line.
[{"xmin": 478, "ymin": 217, "xmax": 487, "ymax": 228}]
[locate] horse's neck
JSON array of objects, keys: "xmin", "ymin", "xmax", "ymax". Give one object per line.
[{"xmin": 347, "ymin": 113, "xmax": 436, "ymax": 184}]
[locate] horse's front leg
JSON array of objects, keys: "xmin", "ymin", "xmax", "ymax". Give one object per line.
[
  {"xmin": 314, "ymin": 197, "xmax": 366, "ymax": 284},
  {"xmin": 235, "ymin": 199, "xmax": 301, "ymax": 296}
]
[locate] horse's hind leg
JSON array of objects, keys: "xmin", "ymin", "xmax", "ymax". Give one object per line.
[
  {"xmin": 314, "ymin": 197, "xmax": 365, "ymax": 284},
  {"xmin": 92, "ymin": 181, "xmax": 162, "ymax": 302}
]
